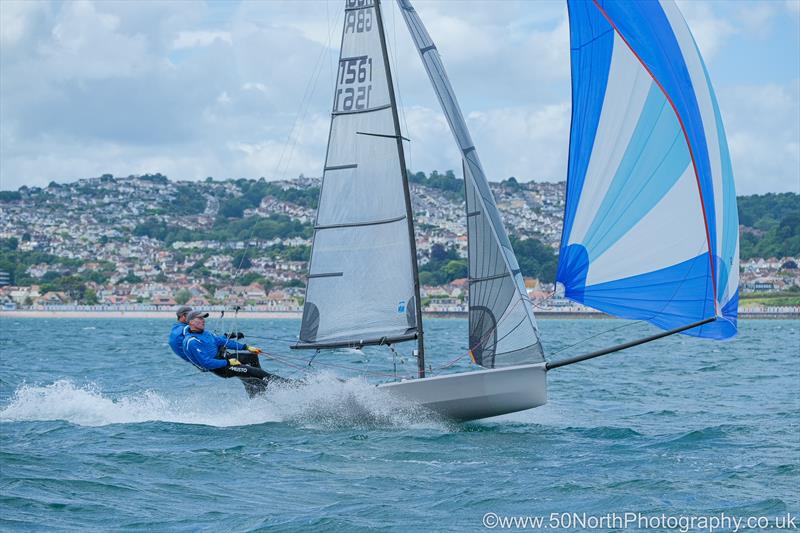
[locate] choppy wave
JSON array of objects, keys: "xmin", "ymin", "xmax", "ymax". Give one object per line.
[{"xmin": 0, "ymin": 374, "xmax": 447, "ymax": 430}]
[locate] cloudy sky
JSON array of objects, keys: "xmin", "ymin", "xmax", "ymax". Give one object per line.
[{"xmin": 1, "ymin": 0, "xmax": 798, "ymax": 194}]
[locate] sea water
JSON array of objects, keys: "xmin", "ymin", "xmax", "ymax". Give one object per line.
[{"xmin": 0, "ymin": 318, "xmax": 797, "ymax": 531}]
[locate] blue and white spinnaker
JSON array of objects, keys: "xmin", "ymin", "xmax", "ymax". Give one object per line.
[{"xmin": 557, "ymin": 0, "xmax": 739, "ymax": 339}]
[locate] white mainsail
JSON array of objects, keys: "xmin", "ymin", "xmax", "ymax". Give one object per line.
[
  {"xmin": 298, "ymin": 0, "xmax": 420, "ymax": 349},
  {"xmin": 397, "ymin": 0, "xmax": 544, "ymax": 367}
]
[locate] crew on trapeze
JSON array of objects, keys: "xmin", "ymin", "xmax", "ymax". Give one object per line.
[
  {"xmin": 168, "ymin": 305, "xmax": 193, "ymax": 361},
  {"xmin": 169, "ymin": 307, "xmax": 283, "ymax": 396}
]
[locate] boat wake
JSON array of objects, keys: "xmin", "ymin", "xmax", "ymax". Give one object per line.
[{"xmin": 0, "ymin": 374, "xmax": 449, "ymax": 430}]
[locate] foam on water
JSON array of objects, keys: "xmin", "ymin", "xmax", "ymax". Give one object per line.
[
  {"xmin": 0, "ymin": 373, "xmax": 448, "ymax": 430},
  {"xmin": 268, "ymin": 372, "xmax": 450, "ymax": 430},
  {"xmin": 0, "ymin": 379, "xmax": 273, "ymax": 427}
]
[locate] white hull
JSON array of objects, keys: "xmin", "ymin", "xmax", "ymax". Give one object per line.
[{"xmin": 377, "ymin": 363, "xmax": 547, "ymax": 421}]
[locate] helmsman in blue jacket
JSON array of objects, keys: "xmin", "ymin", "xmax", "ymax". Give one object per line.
[
  {"xmin": 168, "ymin": 305, "xmax": 193, "ymax": 361},
  {"xmin": 181, "ymin": 310, "xmax": 282, "ymax": 396}
]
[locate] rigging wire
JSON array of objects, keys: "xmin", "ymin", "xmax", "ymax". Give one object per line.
[
  {"xmin": 388, "ymin": 0, "xmax": 412, "ymax": 173},
  {"xmin": 245, "ymin": 333, "xmax": 302, "ymax": 344},
  {"xmin": 226, "ymin": 10, "xmax": 340, "ymax": 296},
  {"xmin": 546, "ymin": 319, "xmax": 646, "ymax": 357},
  {"xmin": 264, "ymin": 350, "xmax": 404, "ymax": 379},
  {"xmin": 326, "ymin": 0, "xmax": 337, "ymax": 92}
]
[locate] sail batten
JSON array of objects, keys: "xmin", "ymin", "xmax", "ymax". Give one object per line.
[
  {"xmin": 295, "ymin": 332, "xmax": 418, "ymax": 351},
  {"xmin": 559, "ymin": 0, "xmax": 739, "ymax": 339},
  {"xmin": 398, "ymin": 0, "xmax": 544, "ymax": 368},
  {"xmin": 315, "ymin": 215, "xmax": 406, "ymax": 230}
]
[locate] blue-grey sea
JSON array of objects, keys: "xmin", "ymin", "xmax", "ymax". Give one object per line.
[{"xmin": 1, "ymin": 317, "xmax": 798, "ymax": 532}]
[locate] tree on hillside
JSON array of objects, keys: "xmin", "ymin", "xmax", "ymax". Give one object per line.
[
  {"xmin": 420, "ymin": 244, "xmax": 466, "ymax": 285},
  {"xmin": 84, "ymin": 289, "xmax": 99, "ymax": 305},
  {"xmin": 218, "ymin": 199, "xmax": 246, "ymax": 218},
  {"xmin": 231, "ymin": 250, "xmax": 253, "ymax": 270},
  {"xmin": 1, "ymin": 237, "xmax": 19, "ymax": 251},
  {"xmin": 0, "ymin": 191, "xmax": 22, "ymax": 202},
  {"xmin": 133, "ymin": 218, "xmax": 167, "ymax": 240},
  {"xmin": 502, "ymin": 177, "xmax": 521, "ymax": 192},
  {"xmin": 171, "ymin": 184, "xmax": 207, "ymax": 215},
  {"xmin": 510, "ymin": 236, "xmax": 558, "ymax": 283},
  {"xmin": 175, "ymin": 289, "xmax": 192, "ymax": 305},
  {"xmin": 122, "ymin": 272, "xmax": 143, "ymax": 284}
]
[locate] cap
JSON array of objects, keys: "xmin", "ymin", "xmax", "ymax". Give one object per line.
[
  {"xmin": 186, "ymin": 310, "xmax": 209, "ymax": 321},
  {"xmin": 176, "ymin": 305, "xmax": 192, "ymax": 318}
]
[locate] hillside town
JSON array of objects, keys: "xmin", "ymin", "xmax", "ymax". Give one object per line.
[{"xmin": 0, "ymin": 174, "xmax": 797, "ymax": 316}]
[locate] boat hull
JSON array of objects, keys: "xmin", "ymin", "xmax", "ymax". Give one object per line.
[{"xmin": 377, "ymin": 363, "xmax": 547, "ymax": 421}]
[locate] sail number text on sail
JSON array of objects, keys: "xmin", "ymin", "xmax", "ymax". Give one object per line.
[{"xmin": 335, "ymin": 0, "xmax": 377, "ymax": 113}]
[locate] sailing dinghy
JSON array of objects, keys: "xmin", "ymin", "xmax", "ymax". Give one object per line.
[{"xmin": 289, "ymin": 0, "xmax": 738, "ymax": 421}]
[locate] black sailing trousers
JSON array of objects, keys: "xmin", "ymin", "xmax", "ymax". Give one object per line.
[{"xmin": 209, "ymin": 352, "xmax": 290, "ymax": 397}]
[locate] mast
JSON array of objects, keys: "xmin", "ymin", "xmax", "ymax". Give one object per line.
[{"xmin": 374, "ymin": 0, "xmax": 425, "ymax": 377}]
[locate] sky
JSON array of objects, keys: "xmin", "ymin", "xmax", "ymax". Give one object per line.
[{"xmin": 1, "ymin": 0, "xmax": 798, "ymax": 195}]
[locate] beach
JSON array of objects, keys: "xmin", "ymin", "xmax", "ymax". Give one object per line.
[
  {"xmin": 2, "ymin": 309, "xmax": 797, "ymax": 320},
  {"xmin": 0, "ymin": 310, "xmax": 303, "ymax": 319}
]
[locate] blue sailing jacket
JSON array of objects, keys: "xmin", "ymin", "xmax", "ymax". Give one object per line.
[
  {"xmin": 182, "ymin": 330, "xmax": 247, "ymax": 371},
  {"xmin": 168, "ymin": 322, "xmax": 190, "ymax": 361}
]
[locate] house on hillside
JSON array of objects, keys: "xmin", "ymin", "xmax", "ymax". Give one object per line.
[
  {"xmin": 426, "ymin": 296, "xmax": 465, "ymax": 313},
  {"xmin": 185, "ymin": 296, "xmax": 209, "ymax": 307},
  {"xmin": 244, "ymin": 282, "xmax": 267, "ymax": 303},
  {"xmin": 152, "ymin": 295, "xmax": 177, "ymax": 306},
  {"xmin": 8, "ymin": 285, "xmax": 41, "ymax": 304},
  {"xmin": 265, "ymin": 289, "xmax": 299, "ymax": 311},
  {"xmin": 188, "ymin": 284, "xmax": 210, "ymax": 298},
  {"xmin": 37, "ymin": 291, "xmax": 69, "ymax": 305},
  {"xmin": 447, "ymin": 278, "xmax": 467, "ymax": 298}
]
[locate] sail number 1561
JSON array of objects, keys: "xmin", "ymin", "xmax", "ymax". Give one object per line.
[{"xmin": 335, "ymin": 56, "xmax": 373, "ymax": 112}]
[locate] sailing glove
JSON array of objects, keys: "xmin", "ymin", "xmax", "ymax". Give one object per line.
[
  {"xmin": 227, "ymin": 358, "xmax": 241, "ymax": 367},
  {"xmin": 246, "ymin": 345, "xmax": 262, "ymax": 355}
]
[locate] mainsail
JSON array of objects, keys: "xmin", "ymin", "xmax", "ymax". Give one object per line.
[
  {"xmin": 558, "ymin": 0, "xmax": 739, "ymax": 339},
  {"xmin": 297, "ymin": 0, "xmax": 421, "ymax": 349},
  {"xmin": 398, "ymin": 0, "xmax": 545, "ymax": 367}
]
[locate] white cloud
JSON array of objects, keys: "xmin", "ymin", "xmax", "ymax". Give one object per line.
[
  {"xmin": 397, "ymin": 102, "xmax": 570, "ymax": 182},
  {"xmin": 172, "ymin": 30, "xmax": 231, "ymax": 50},
  {"xmin": 720, "ymin": 83, "xmax": 800, "ymax": 194},
  {"xmin": 0, "ymin": 0, "xmax": 50, "ymax": 47},
  {"xmin": 242, "ymin": 82, "xmax": 270, "ymax": 95},
  {"xmin": 216, "ymin": 91, "xmax": 232, "ymax": 104},
  {"xmin": 388, "ymin": 1, "xmax": 570, "ymax": 108},
  {"xmin": 467, "ymin": 103, "xmax": 570, "ymax": 181},
  {"xmin": 0, "ymin": 0, "xmax": 797, "ymax": 196},
  {"xmin": 226, "ymin": 137, "xmax": 324, "ymax": 181},
  {"xmin": 43, "ymin": 0, "xmax": 152, "ymax": 80},
  {"xmin": 399, "ymin": 106, "xmax": 460, "ymax": 173},
  {"xmin": 676, "ymin": 0, "xmax": 736, "ymax": 59},
  {"xmin": 736, "ymin": 2, "xmax": 780, "ymax": 38}
]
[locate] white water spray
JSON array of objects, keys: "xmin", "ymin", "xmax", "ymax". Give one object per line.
[{"xmin": 0, "ymin": 374, "xmax": 449, "ymax": 430}]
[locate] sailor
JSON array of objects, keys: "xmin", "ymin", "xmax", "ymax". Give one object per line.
[
  {"xmin": 168, "ymin": 305, "xmax": 193, "ymax": 361},
  {"xmin": 181, "ymin": 310, "xmax": 278, "ymax": 395}
]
